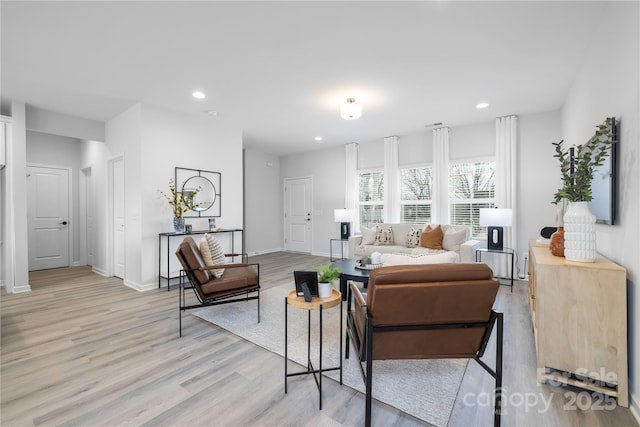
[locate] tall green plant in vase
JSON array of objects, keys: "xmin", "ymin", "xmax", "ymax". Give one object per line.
[
  {"xmin": 160, "ymin": 179, "xmax": 200, "ymax": 233},
  {"xmin": 551, "ymin": 117, "xmax": 616, "ymax": 262}
]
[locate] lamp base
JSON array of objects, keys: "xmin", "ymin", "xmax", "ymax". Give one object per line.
[
  {"xmin": 340, "ymin": 222, "xmax": 351, "ymax": 240},
  {"xmin": 487, "ymin": 226, "xmax": 504, "ymax": 251}
]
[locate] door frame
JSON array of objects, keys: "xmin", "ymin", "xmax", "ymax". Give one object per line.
[
  {"xmin": 26, "ymin": 163, "xmax": 73, "ymax": 270},
  {"xmin": 107, "ymin": 154, "xmax": 124, "ymax": 277},
  {"xmin": 79, "ymin": 165, "xmax": 93, "ymax": 267},
  {"xmin": 283, "ymin": 175, "xmax": 313, "ymax": 253}
]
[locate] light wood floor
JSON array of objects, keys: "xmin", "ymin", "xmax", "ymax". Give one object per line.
[{"xmin": 1, "ymin": 252, "xmax": 638, "ymax": 427}]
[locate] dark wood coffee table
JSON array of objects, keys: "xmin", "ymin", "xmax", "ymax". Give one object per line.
[{"xmin": 331, "ymin": 259, "xmax": 371, "ymax": 301}]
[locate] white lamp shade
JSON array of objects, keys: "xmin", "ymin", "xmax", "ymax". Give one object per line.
[
  {"xmin": 334, "ymin": 208, "xmax": 354, "ymax": 222},
  {"xmin": 479, "ymin": 208, "xmax": 512, "ymax": 227},
  {"xmin": 340, "ymin": 98, "xmax": 362, "ymax": 120}
]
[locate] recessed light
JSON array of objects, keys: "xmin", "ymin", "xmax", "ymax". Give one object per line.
[
  {"xmin": 192, "ymin": 91, "xmax": 206, "ymax": 99},
  {"xmin": 203, "ymin": 110, "xmax": 218, "ymax": 117},
  {"xmin": 476, "ymin": 102, "xmax": 489, "ymax": 109},
  {"xmin": 314, "ymin": 136, "xmax": 323, "ymax": 141}
]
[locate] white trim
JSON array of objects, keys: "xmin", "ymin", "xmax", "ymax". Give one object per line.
[
  {"xmin": 248, "ymin": 247, "xmax": 283, "ymax": 256},
  {"xmin": 92, "ymin": 266, "xmax": 108, "ymax": 277},
  {"xmin": 124, "ymin": 279, "xmax": 156, "ymax": 292},
  {"xmin": 630, "ymin": 391, "xmax": 640, "ymax": 425},
  {"xmin": 107, "ymin": 154, "xmax": 125, "ymax": 278},
  {"xmin": 449, "ymin": 155, "xmax": 496, "ymax": 165}
]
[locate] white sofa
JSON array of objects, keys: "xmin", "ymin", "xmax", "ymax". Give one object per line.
[{"xmin": 347, "ymin": 223, "xmax": 480, "ymax": 263}]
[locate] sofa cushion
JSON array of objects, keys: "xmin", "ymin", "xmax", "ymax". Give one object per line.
[
  {"xmin": 442, "ymin": 226, "xmax": 470, "ymax": 252},
  {"xmin": 420, "ymin": 225, "xmax": 443, "ymax": 249},
  {"xmin": 380, "ymin": 251, "xmax": 460, "ymax": 266},
  {"xmin": 374, "ymin": 225, "xmax": 394, "ymax": 245},
  {"xmin": 200, "ymin": 234, "xmax": 226, "ymax": 278}
]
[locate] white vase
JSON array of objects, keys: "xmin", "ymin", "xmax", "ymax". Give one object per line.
[
  {"xmin": 318, "ymin": 282, "xmax": 332, "ymax": 298},
  {"xmin": 563, "ymin": 201, "xmax": 596, "ymax": 262}
]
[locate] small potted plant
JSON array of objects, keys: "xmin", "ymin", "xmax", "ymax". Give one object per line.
[{"xmin": 315, "ymin": 263, "xmax": 341, "ymax": 298}]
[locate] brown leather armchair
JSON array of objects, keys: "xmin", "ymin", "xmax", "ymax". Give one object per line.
[
  {"xmin": 346, "ymin": 263, "xmax": 503, "ymax": 427},
  {"xmin": 175, "ymin": 236, "xmax": 260, "ymax": 336}
]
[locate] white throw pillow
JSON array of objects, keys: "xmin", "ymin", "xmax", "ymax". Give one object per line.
[
  {"xmin": 360, "ymin": 226, "xmax": 376, "ymax": 245},
  {"xmin": 442, "ymin": 227, "xmax": 469, "ymax": 252},
  {"xmin": 199, "ymin": 234, "xmax": 225, "ymax": 278}
]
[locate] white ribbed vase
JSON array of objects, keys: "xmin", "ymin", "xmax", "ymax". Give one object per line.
[{"xmin": 563, "ymin": 201, "xmax": 596, "ymax": 262}]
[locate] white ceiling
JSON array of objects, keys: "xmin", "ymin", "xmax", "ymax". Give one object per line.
[{"xmin": 1, "ymin": 1, "xmax": 607, "ymax": 156}]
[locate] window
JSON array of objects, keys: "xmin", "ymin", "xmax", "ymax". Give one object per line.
[
  {"xmin": 449, "ymin": 161, "xmax": 495, "ymax": 236},
  {"xmin": 358, "ymin": 170, "xmax": 384, "ymax": 228},
  {"xmin": 400, "ymin": 166, "xmax": 432, "ymax": 223}
]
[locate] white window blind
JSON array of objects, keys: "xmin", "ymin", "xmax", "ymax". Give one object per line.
[
  {"xmin": 358, "ymin": 170, "xmax": 384, "ymax": 227},
  {"xmin": 449, "ymin": 161, "xmax": 495, "ymax": 236},
  {"xmin": 400, "ymin": 166, "xmax": 432, "ymax": 224}
]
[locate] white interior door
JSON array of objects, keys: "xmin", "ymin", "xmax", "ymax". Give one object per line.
[
  {"xmin": 112, "ymin": 158, "xmax": 125, "ymax": 278},
  {"xmin": 27, "ymin": 165, "xmax": 70, "ymax": 271},
  {"xmin": 284, "ymin": 177, "xmax": 312, "ymax": 253}
]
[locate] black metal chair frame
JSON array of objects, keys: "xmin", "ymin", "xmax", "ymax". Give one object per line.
[
  {"xmin": 345, "ymin": 284, "xmax": 503, "ymax": 427},
  {"xmin": 178, "ymin": 262, "xmax": 260, "ymax": 337}
]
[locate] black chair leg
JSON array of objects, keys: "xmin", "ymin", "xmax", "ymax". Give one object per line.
[
  {"xmin": 494, "ymin": 312, "xmax": 504, "ymax": 427},
  {"xmin": 365, "ymin": 320, "xmax": 374, "ymax": 427}
]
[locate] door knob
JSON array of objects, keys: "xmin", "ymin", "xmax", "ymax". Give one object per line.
[{"xmin": 59, "ymin": 221, "xmax": 68, "ymax": 225}]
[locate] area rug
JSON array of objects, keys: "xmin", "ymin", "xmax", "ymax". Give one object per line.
[{"xmin": 193, "ymin": 284, "xmax": 467, "ymax": 427}]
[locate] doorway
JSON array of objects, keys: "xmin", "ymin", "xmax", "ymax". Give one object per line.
[{"xmin": 284, "ymin": 176, "xmax": 313, "ymax": 253}]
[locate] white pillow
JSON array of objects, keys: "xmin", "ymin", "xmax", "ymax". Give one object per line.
[
  {"xmin": 381, "ymin": 251, "xmax": 459, "ymax": 266},
  {"xmin": 442, "ymin": 227, "xmax": 469, "ymax": 252},
  {"xmin": 360, "ymin": 226, "xmax": 376, "ymax": 245},
  {"xmin": 200, "ymin": 234, "xmax": 225, "ymax": 278}
]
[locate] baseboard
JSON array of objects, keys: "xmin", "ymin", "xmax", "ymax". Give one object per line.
[
  {"xmin": 247, "ymin": 247, "xmax": 284, "ymax": 256},
  {"xmin": 312, "ymin": 250, "xmax": 330, "ymax": 258},
  {"xmin": 630, "ymin": 390, "xmax": 640, "ymax": 425},
  {"xmin": 124, "ymin": 279, "xmax": 156, "ymax": 292},
  {"xmin": 13, "ymin": 283, "xmax": 32, "ymax": 293},
  {"xmin": 92, "ymin": 266, "xmax": 108, "ymax": 277},
  {"xmin": 71, "ymin": 261, "xmax": 82, "ymax": 267}
]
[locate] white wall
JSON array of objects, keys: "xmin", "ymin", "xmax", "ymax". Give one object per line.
[
  {"xmin": 138, "ymin": 105, "xmax": 243, "ymax": 288},
  {"xmin": 26, "ymin": 106, "xmax": 105, "ymax": 142},
  {"xmin": 561, "ymin": 1, "xmax": 640, "ymax": 415},
  {"xmin": 26, "ymin": 131, "xmax": 82, "ymax": 265},
  {"xmin": 244, "ymin": 149, "xmax": 282, "ymax": 255},
  {"xmin": 281, "ymin": 144, "xmax": 345, "ymax": 256}
]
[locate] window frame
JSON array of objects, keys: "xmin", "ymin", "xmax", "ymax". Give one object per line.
[
  {"xmin": 399, "ymin": 163, "xmax": 433, "ymax": 224},
  {"xmin": 356, "ymin": 168, "xmax": 385, "ymax": 230},
  {"xmin": 448, "ymin": 157, "xmax": 496, "ymax": 237}
]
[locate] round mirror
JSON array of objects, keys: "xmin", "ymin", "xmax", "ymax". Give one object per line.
[{"xmin": 182, "ymin": 175, "xmax": 216, "ymax": 212}]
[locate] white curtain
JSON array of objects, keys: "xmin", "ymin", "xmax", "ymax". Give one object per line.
[
  {"xmin": 383, "ymin": 136, "xmax": 400, "ymax": 223},
  {"xmin": 345, "ymin": 142, "xmax": 359, "ymax": 231},
  {"xmin": 432, "ymin": 127, "xmax": 450, "ymax": 225},
  {"xmin": 492, "ymin": 115, "xmax": 518, "ymax": 278}
]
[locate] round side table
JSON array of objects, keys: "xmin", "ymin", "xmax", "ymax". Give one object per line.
[{"xmin": 284, "ymin": 289, "xmax": 343, "ymax": 410}]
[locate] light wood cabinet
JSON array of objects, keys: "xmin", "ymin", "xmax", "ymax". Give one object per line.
[{"xmin": 528, "ymin": 240, "xmax": 628, "ymax": 407}]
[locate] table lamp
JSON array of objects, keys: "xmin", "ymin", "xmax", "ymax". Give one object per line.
[
  {"xmin": 479, "ymin": 208, "xmax": 512, "ymax": 250},
  {"xmin": 334, "ymin": 208, "xmax": 354, "ymax": 240}
]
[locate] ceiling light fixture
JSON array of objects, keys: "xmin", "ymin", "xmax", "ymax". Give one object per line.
[
  {"xmin": 476, "ymin": 102, "xmax": 489, "ymax": 109},
  {"xmin": 192, "ymin": 91, "xmax": 206, "ymax": 99},
  {"xmin": 340, "ymin": 98, "xmax": 362, "ymax": 120}
]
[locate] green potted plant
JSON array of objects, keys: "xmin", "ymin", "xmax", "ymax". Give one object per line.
[
  {"xmin": 315, "ymin": 263, "xmax": 341, "ymax": 297},
  {"xmin": 160, "ymin": 179, "xmax": 200, "ymax": 233},
  {"xmin": 551, "ymin": 117, "xmax": 616, "ymax": 262}
]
